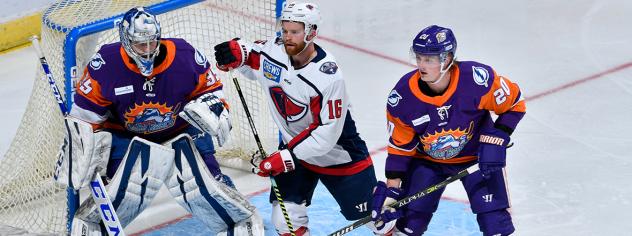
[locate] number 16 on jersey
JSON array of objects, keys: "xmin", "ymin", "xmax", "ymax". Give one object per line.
[{"xmin": 327, "ymin": 99, "xmax": 342, "ymax": 119}]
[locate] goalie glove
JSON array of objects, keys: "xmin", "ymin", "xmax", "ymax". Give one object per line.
[
  {"xmin": 54, "ymin": 117, "xmax": 112, "ymax": 189},
  {"xmin": 213, "ymin": 38, "xmax": 255, "ymax": 71},
  {"xmin": 179, "ymin": 93, "xmax": 232, "ymax": 147},
  {"xmin": 478, "ymin": 127, "xmax": 511, "ymax": 179},
  {"xmin": 256, "ymin": 149, "xmax": 296, "ymax": 177}
]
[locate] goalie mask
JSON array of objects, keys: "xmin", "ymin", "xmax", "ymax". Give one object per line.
[{"xmin": 118, "ymin": 7, "xmax": 161, "ymax": 76}]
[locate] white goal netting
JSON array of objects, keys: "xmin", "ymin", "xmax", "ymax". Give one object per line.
[{"xmin": 0, "ymin": 0, "xmax": 280, "ymax": 234}]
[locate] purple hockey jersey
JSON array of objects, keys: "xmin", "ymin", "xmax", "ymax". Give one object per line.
[
  {"xmin": 70, "ymin": 38, "xmax": 223, "ymax": 142},
  {"xmin": 385, "ymin": 61, "xmax": 526, "ymax": 172}
]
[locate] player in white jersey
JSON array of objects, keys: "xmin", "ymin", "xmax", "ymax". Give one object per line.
[{"xmin": 213, "ymin": 2, "xmax": 387, "ymax": 235}]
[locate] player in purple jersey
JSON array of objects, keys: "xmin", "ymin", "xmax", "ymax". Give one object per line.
[
  {"xmin": 54, "ymin": 7, "xmax": 263, "ymax": 235},
  {"xmin": 370, "ymin": 25, "xmax": 526, "ymax": 235},
  {"xmin": 213, "ymin": 2, "xmax": 385, "ymax": 235}
]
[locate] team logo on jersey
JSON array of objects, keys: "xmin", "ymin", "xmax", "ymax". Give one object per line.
[
  {"xmin": 124, "ymin": 102, "xmax": 179, "ymax": 134},
  {"xmin": 436, "ymin": 105, "xmax": 451, "ymax": 120},
  {"xmin": 89, "ymin": 53, "xmax": 106, "ymax": 70},
  {"xmin": 420, "ymin": 121, "xmax": 474, "ymax": 160},
  {"xmin": 319, "ymin": 61, "xmax": 338, "ymax": 74},
  {"xmin": 263, "ymin": 59, "xmax": 282, "ymax": 83},
  {"xmin": 195, "ymin": 49, "xmax": 208, "ymax": 66},
  {"xmin": 388, "ymin": 90, "xmax": 402, "ymax": 107},
  {"xmin": 270, "ymin": 87, "xmax": 307, "ymax": 122},
  {"xmin": 472, "ymin": 66, "xmax": 490, "ymax": 87}
]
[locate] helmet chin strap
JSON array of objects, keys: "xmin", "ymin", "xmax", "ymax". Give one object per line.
[
  {"xmin": 296, "ymin": 28, "xmax": 316, "ymax": 55},
  {"xmin": 428, "ymin": 56, "xmax": 455, "ymax": 85}
]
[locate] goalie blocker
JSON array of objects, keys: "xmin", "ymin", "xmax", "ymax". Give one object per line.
[{"xmin": 64, "ymin": 132, "xmax": 263, "ymax": 235}]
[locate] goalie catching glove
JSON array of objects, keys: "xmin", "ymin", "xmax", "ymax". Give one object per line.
[
  {"xmin": 179, "ymin": 93, "xmax": 231, "ymax": 147},
  {"xmin": 54, "ymin": 117, "xmax": 111, "ymax": 189}
]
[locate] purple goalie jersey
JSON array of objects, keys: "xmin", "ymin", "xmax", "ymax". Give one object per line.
[{"xmin": 70, "ymin": 38, "xmax": 223, "ymax": 142}]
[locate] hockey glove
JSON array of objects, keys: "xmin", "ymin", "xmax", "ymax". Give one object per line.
[
  {"xmin": 256, "ymin": 149, "xmax": 296, "ymax": 177},
  {"xmin": 478, "ymin": 127, "xmax": 511, "ymax": 179},
  {"xmin": 179, "ymin": 93, "xmax": 232, "ymax": 147},
  {"xmin": 371, "ymin": 181, "xmax": 404, "ymax": 231},
  {"xmin": 250, "ymin": 150, "xmax": 265, "ymax": 174},
  {"xmin": 213, "ymin": 38, "xmax": 252, "ymax": 71}
]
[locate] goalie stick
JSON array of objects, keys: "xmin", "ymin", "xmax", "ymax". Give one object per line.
[
  {"xmin": 231, "ymin": 74, "xmax": 296, "ymax": 236},
  {"xmin": 328, "ymin": 165, "xmax": 480, "ymax": 236},
  {"xmin": 30, "ymin": 36, "xmax": 126, "ymax": 236}
]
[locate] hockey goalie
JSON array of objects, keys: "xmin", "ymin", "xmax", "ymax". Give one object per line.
[{"xmin": 53, "ymin": 7, "xmax": 263, "ymax": 236}]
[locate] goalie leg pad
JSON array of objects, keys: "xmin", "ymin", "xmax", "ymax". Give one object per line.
[
  {"xmin": 217, "ymin": 209, "xmax": 265, "ymax": 236},
  {"xmin": 164, "ymin": 134, "xmax": 256, "ymax": 235},
  {"xmin": 76, "ymin": 137, "xmax": 175, "ymax": 227},
  {"xmin": 70, "ymin": 217, "xmax": 103, "ymax": 236}
]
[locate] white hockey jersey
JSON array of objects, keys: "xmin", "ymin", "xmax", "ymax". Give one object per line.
[{"xmin": 237, "ymin": 38, "xmax": 371, "ymax": 174}]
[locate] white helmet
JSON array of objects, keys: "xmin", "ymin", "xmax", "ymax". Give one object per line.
[{"xmin": 280, "ymin": 2, "xmax": 321, "ymax": 44}]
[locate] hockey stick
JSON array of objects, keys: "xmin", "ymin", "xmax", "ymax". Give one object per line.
[
  {"xmin": 328, "ymin": 164, "xmax": 480, "ymax": 236},
  {"xmin": 30, "ymin": 36, "xmax": 125, "ymax": 236},
  {"xmin": 231, "ymin": 74, "xmax": 296, "ymax": 236}
]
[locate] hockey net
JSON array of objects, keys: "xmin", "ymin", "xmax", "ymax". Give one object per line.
[{"xmin": 0, "ymin": 0, "xmax": 279, "ymax": 234}]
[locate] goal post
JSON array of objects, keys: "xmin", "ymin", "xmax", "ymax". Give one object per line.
[{"xmin": 0, "ymin": 0, "xmax": 284, "ymax": 234}]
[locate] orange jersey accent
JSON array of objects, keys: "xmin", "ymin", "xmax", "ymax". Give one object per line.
[
  {"xmin": 478, "ymin": 73, "xmax": 526, "ymax": 113},
  {"xmin": 76, "ymin": 69, "xmax": 112, "ymax": 107},
  {"xmin": 120, "ymin": 39, "xmax": 176, "ymax": 77}
]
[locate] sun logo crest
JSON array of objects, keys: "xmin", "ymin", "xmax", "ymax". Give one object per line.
[
  {"xmin": 124, "ymin": 102, "xmax": 179, "ymax": 134},
  {"xmin": 420, "ymin": 121, "xmax": 474, "ymax": 160}
]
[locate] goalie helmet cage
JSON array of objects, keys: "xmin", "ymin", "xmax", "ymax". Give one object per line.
[{"xmin": 0, "ymin": 0, "xmax": 284, "ymax": 234}]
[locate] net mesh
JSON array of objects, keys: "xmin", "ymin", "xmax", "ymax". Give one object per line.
[{"xmin": 0, "ymin": 0, "xmax": 278, "ymax": 234}]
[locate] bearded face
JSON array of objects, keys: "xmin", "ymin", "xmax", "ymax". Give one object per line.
[
  {"xmin": 281, "ymin": 21, "xmax": 308, "ymax": 56},
  {"xmin": 284, "ymin": 40, "xmax": 306, "ymax": 56}
]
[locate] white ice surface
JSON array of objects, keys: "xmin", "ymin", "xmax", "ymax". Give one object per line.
[{"xmin": 2, "ymin": 0, "xmax": 632, "ymax": 235}]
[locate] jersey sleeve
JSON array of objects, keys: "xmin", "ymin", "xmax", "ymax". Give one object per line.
[
  {"xmin": 188, "ymin": 65, "xmax": 224, "ymax": 100},
  {"xmin": 478, "ymin": 72, "xmax": 526, "ymax": 131},
  {"xmin": 236, "ymin": 39, "xmax": 268, "ymax": 81},
  {"xmin": 385, "ymin": 110, "xmax": 418, "ymax": 173},
  {"xmin": 286, "ymin": 78, "xmax": 348, "ymax": 162},
  {"xmin": 70, "ymin": 68, "xmax": 111, "ymax": 124}
]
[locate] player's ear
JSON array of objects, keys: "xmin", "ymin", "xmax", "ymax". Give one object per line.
[
  {"xmin": 443, "ymin": 53, "xmax": 455, "ymax": 69},
  {"xmin": 306, "ymin": 25, "xmax": 318, "ymax": 41}
]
